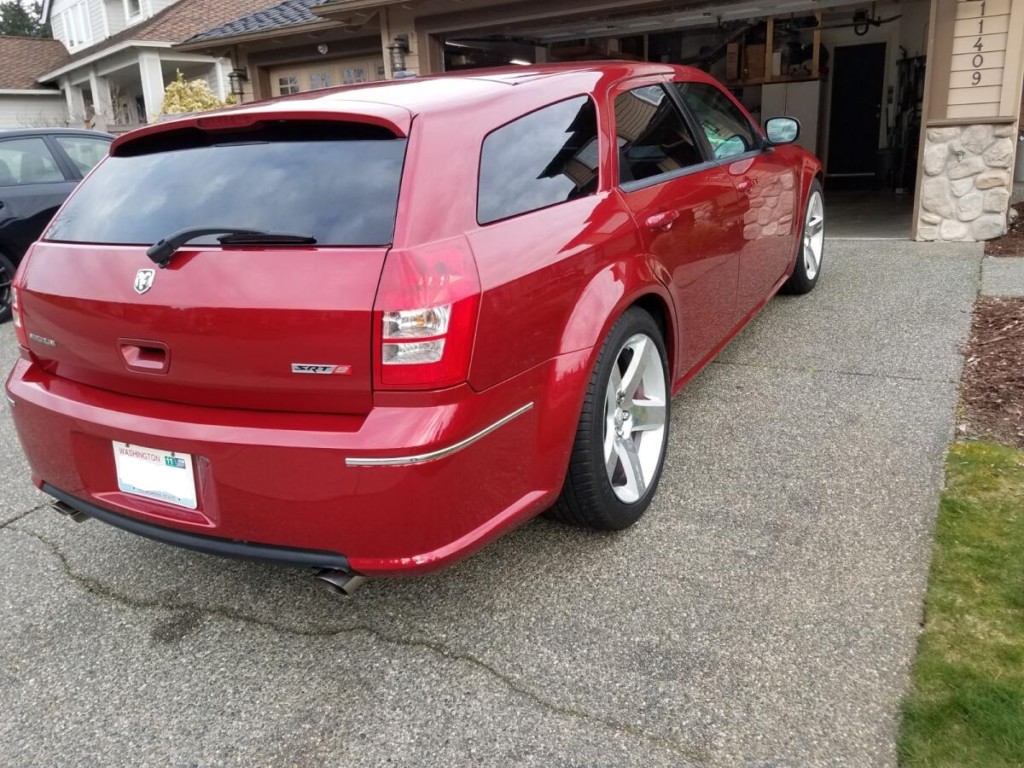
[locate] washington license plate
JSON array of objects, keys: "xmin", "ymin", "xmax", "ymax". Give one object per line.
[{"xmin": 112, "ymin": 441, "xmax": 197, "ymax": 510}]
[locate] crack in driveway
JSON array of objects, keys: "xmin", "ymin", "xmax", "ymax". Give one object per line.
[
  {"xmin": 0, "ymin": 502, "xmax": 49, "ymax": 531},
  {"xmin": 6, "ymin": 525, "xmax": 708, "ymax": 766}
]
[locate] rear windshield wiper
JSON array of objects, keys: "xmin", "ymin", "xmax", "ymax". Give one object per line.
[{"xmin": 147, "ymin": 227, "xmax": 317, "ymax": 267}]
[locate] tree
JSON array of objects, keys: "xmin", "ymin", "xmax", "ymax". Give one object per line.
[
  {"xmin": 0, "ymin": 1, "xmax": 51, "ymax": 38},
  {"xmin": 160, "ymin": 70, "xmax": 233, "ymax": 116}
]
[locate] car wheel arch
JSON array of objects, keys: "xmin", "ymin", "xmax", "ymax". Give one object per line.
[{"xmin": 557, "ymin": 259, "xmax": 676, "ymax": 365}]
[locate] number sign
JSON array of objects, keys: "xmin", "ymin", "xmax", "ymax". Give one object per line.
[{"xmin": 947, "ymin": 0, "xmax": 1012, "ymax": 118}]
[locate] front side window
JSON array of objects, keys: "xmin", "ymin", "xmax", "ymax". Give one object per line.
[
  {"xmin": 674, "ymin": 81, "xmax": 760, "ymax": 161},
  {"xmin": 0, "ymin": 138, "xmax": 65, "ymax": 186},
  {"xmin": 53, "ymin": 135, "xmax": 111, "ymax": 175},
  {"xmin": 615, "ymin": 85, "xmax": 704, "ymax": 184},
  {"xmin": 478, "ymin": 96, "xmax": 599, "ymax": 225},
  {"xmin": 47, "ymin": 123, "xmax": 406, "ymax": 247}
]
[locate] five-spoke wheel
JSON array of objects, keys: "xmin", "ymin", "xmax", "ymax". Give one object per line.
[{"xmin": 551, "ymin": 307, "xmax": 670, "ymax": 530}]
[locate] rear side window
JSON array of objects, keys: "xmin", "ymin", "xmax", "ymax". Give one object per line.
[
  {"xmin": 478, "ymin": 96, "xmax": 599, "ymax": 225},
  {"xmin": 53, "ymin": 135, "xmax": 111, "ymax": 175},
  {"xmin": 674, "ymin": 82, "xmax": 760, "ymax": 161},
  {"xmin": 0, "ymin": 137, "xmax": 65, "ymax": 186},
  {"xmin": 615, "ymin": 85, "xmax": 704, "ymax": 184},
  {"xmin": 47, "ymin": 122, "xmax": 406, "ymax": 247}
]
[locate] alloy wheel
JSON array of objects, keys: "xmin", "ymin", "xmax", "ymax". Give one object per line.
[
  {"xmin": 803, "ymin": 190, "xmax": 825, "ymax": 280},
  {"xmin": 603, "ymin": 333, "xmax": 667, "ymax": 503}
]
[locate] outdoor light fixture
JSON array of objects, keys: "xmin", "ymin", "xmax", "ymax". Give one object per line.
[
  {"xmin": 388, "ymin": 34, "xmax": 410, "ymax": 75},
  {"xmin": 227, "ymin": 67, "xmax": 248, "ymax": 99}
]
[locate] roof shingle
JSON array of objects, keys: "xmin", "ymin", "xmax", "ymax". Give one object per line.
[
  {"xmin": 0, "ymin": 35, "xmax": 68, "ymax": 89},
  {"xmin": 184, "ymin": 0, "xmax": 332, "ymax": 44}
]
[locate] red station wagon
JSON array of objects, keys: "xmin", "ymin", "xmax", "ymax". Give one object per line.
[{"xmin": 5, "ymin": 63, "xmax": 824, "ymax": 594}]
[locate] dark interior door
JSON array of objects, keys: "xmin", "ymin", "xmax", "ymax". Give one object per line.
[{"xmin": 827, "ymin": 43, "xmax": 886, "ymax": 176}]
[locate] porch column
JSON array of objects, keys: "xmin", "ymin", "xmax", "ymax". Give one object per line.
[
  {"xmin": 62, "ymin": 77, "xmax": 87, "ymax": 127},
  {"xmin": 138, "ymin": 50, "xmax": 165, "ymax": 122},
  {"xmin": 87, "ymin": 68, "xmax": 113, "ymax": 131}
]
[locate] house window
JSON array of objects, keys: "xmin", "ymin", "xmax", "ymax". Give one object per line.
[
  {"xmin": 61, "ymin": 1, "xmax": 92, "ymax": 50},
  {"xmin": 277, "ymin": 76, "xmax": 300, "ymax": 95},
  {"xmin": 342, "ymin": 68, "xmax": 366, "ymax": 85},
  {"xmin": 125, "ymin": 0, "xmax": 142, "ymax": 19},
  {"xmin": 309, "ymin": 72, "xmax": 332, "ymax": 90}
]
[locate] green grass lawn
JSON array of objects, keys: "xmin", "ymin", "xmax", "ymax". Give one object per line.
[{"xmin": 899, "ymin": 441, "xmax": 1024, "ymax": 767}]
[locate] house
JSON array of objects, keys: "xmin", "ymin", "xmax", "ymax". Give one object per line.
[
  {"xmin": 32, "ymin": 0, "xmax": 284, "ymax": 131},
  {"xmin": 175, "ymin": 0, "xmax": 385, "ymax": 101},
  {"xmin": 0, "ymin": 36, "xmax": 71, "ymax": 129},
  {"xmin": 180, "ymin": 0, "xmax": 1024, "ymax": 243}
]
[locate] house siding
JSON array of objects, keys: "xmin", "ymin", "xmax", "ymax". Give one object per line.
[
  {"xmin": 50, "ymin": 12, "xmax": 67, "ymax": 47},
  {"xmin": 103, "ymin": 0, "xmax": 125, "ymax": 35},
  {"xmin": 0, "ymin": 94, "xmax": 68, "ymax": 129},
  {"xmin": 89, "ymin": 0, "xmax": 107, "ymax": 40}
]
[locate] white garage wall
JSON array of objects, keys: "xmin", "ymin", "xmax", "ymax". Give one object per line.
[{"xmin": 0, "ymin": 94, "xmax": 70, "ymax": 130}]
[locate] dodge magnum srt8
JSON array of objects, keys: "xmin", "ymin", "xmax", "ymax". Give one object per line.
[{"xmin": 5, "ymin": 62, "xmax": 824, "ymax": 593}]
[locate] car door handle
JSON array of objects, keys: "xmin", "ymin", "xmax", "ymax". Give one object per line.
[
  {"xmin": 735, "ymin": 178, "xmax": 757, "ymax": 193},
  {"xmin": 644, "ymin": 210, "xmax": 680, "ymax": 232}
]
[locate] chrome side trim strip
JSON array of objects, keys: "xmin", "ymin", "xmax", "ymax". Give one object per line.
[{"xmin": 345, "ymin": 402, "xmax": 534, "ymax": 467}]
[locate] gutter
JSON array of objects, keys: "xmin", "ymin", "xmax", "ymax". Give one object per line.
[
  {"xmin": 37, "ymin": 40, "xmax": 175, "ymax": 82},
  {"xmin": 0, "ymin": 89, "xmax": 64, "ymax": 96}
]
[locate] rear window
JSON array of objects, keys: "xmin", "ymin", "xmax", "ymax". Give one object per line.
[{"xmin": 46, "ymin": 122, "xmax": 406, "ymax": 247}]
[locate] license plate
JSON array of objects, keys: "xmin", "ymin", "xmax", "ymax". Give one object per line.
[{"xmin": 112, "ymin": 441, "xmax": 198, "ymax": 510}]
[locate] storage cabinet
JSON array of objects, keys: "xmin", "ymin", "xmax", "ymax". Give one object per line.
[{"xmin": 761, "ymin": 80, "xmax": 822, "ymax": 156}]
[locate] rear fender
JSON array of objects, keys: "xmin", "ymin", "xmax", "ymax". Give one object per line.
[{"xmin": 554, "ymin": 256, "xmax": 676, "ymax": 419}]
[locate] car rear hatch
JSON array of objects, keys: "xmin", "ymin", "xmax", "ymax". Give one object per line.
[{"xmin": 17, "ymin": 110, "xmax": 410, "ymax": 415}]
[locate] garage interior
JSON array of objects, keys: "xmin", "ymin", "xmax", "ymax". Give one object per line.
[{"xmin": 438, "ymin": 0, "xmax": 930, "ymax": 238}]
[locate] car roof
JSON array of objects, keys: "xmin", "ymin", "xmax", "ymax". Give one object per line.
[
  {"xmin": 111, "ymin": 61, "xmax": 710, "ymax": 153},
  {"xmin": 0, "ymin": 128, "xmax": 114, "ymax": 139},
  {"xmin": 266, "ymin": 61, "xmax": 685, "ymax": 116}
]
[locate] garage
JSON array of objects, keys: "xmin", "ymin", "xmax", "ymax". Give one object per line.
[
  {"xmin": 267, "ymin": 55, "xmax": 386, "ymax": 96},
  {"xmin": 432, "ymin": 0, "xmax": 933, "ymax": 238}
]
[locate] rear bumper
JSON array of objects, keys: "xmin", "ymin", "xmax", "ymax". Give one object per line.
[
  {"xmin": 5, "ymin": 352, "xmax": 589, "ymax": 576},
  {"xmin": 45, "ymin": 484, "xmax": 352, "ymax": 570}
]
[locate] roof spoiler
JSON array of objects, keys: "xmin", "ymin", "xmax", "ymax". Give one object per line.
[{"xmin": 110, "ymin": 103, "xmax": 412, "ymax": 156}]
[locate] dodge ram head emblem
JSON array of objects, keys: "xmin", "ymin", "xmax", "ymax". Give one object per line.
[{"xmin": 134, "ymin": 269, "xmax": 155, "ymax": 295}]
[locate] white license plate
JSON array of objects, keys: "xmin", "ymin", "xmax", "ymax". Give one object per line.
[{"xmin": 112, "ymin": 441, "xmax": 198, "ymax": 510}]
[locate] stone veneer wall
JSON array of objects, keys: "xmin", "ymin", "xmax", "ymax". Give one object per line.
[{"xmin": 917, "ymin": 123, "xmax": 1016, "ymax": 241}]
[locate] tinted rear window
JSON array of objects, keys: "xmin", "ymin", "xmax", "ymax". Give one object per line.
[
  {"xmin": 47, "ymin": 122, "xmax": 406, "ymax": 247},
  {"xmin": 478, "ymin": 96, "xmax": 599, "ymax": 225}
]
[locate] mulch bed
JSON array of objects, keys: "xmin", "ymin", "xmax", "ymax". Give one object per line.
[
  {"xmin": 959, "ymin": 297, "xmax": 1024, "ymax": 448},
  {"xmin": 984, "ymin": 201, "xmax": 1024, "ymax": 256}
]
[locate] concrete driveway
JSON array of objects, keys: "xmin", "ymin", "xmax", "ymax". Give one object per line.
[{"xmin": 0, "ymin": 240, "xmax": 981, "ymax": 767}]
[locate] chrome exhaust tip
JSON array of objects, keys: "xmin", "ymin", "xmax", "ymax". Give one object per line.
[
  {"xmin": 314, "ymin": 568, "xmax": 367, "ymax": 596},
  {"xmin": 51, "ymin": 500, "xmax": 90, "ymax": 523}
]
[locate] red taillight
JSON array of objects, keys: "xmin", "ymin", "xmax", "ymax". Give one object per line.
[
  {"xmin": 11, "ymin": 284, "xmax": 29, "ymax": 350},
  {"xmin": 373, "ymin": 237, "xmax": 481, "ymax": 390}
]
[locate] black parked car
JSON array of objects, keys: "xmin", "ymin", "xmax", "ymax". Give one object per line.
[{"xmin": 0, "ymin": 128, "xmax": 112, "ymax": 321}]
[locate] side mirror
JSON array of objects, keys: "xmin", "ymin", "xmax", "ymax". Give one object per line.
[{"xmin": 765, "ymin": 117, "xmax": 801, "ymax": 145}]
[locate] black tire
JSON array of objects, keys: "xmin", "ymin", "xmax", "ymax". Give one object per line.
[
  {"xmin": 781, "ymin": 179, "xmax": 825, "ymax": 295},
  {"xmin": 0, "ymin": 252, "xmax": 15, "ymax": 324},
  {"xmin": 549, "ymin": 307, "xmax": 670, "ymax": 530}
]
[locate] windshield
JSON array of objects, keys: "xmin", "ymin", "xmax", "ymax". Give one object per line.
[{"xmin": 47, "ymin": 124, "xmax": 407, "ymax": 247}]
